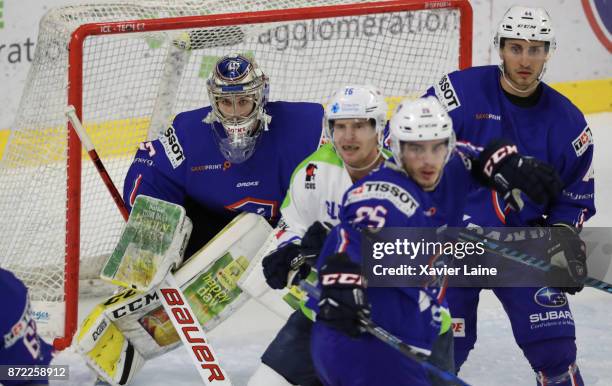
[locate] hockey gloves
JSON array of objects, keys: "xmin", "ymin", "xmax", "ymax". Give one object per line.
[
  {"xmin": 262, "ymin": 221, "xmax": 331, "ymax": 289},
  {"xmin": 317, "ymin": 252, "xmax": 370, "ymax": 337},
  {"xmin": 475, "ymin": 140, "xmax": 563, "ymax": 211},
  {"xmin": 263, "ymin": 243, "xmax": 302, "ymax": 289},
  {"xmin": 548, "ymin": 223, "xmax": 587, "ymax": 294}
]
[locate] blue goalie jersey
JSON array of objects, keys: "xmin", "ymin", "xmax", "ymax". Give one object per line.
[
  {"xmin": 123, "ymin": 101, "xmax": 324, "ymax": 255},
  {"xmin": 425, "ymin": 65, "xmax": 595, "ymax": 227}
]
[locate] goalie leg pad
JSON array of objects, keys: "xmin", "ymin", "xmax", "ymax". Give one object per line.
[{"xmin": 77, "ymin": 303, "xmax": 145, "ymax": 386}]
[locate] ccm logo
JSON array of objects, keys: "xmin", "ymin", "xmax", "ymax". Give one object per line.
[
  {"xmin": 111, "ymin": 292, "xmax": 159, "ymax": 319},
  {"xmin": 321, "ymin": 273, "xmax": 362, "ymax": 286},
  {"xmin": 159, "ymin": 288, "xmax": 225, "ymax": 382},
  {"xmin": 483, "ymin": 145, "xmax": 518, "ymax": 177}
]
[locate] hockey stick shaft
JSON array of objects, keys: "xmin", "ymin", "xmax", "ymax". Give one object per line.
[
  {"xmin": 299, "ymin": 281, "xmax": 471, "ymax": 386},
  {"xmin": 65, "ymin": 106, "xmax": 129, "ymax": 221},
  {"xmin": 65, "ymin": 106, "xmax": 233, "ymax": 384},
  {"xmin": 456, "ymin": 230, "xmax": 612, "ymax": 294}
]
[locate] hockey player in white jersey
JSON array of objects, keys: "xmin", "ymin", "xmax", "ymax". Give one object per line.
[
  {"xmin": 249, "ymin": 85, "xmax": 455, "ymax": 386},
  {"xmin": 247, "ymin": 85, "xmax": 389, "ymax": 386}
]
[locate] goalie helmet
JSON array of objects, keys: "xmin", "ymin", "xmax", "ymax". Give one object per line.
[
  {"xmin": 206, "ymin": 54, "xmax": 270, "ymax": 163},
  {"xmin": 324, "ymin": 85, "xmax": 388, "ymax": 147},
  {"xmin": 388, "ymin": 96, "xmax": 456, "ymax": 167},
  {"xmin": 493, "ymin": 6, "xmax": 556, "ymax": 54}
]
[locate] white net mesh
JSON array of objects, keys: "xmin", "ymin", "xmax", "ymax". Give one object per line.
[{"xmin": 0, "ymin": 0, "xmax": 469, "ymax": 340}]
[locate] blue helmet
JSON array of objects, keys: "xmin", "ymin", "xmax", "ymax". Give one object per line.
[{"xmin": 206, "ymin": 54, "xmax": 270, "ymax": 163}]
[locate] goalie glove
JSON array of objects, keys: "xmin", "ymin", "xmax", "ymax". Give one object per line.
[
  {"xmin": 474, "ymin": 140, "xmax": 563, "ymax": 211},
  {"xmin": 548, "ymin": 223, "xmax": 587, "ymax": 294},
  {"xmin": 317, "ymin": 252, "xmax": 370, "ymax": 337}
]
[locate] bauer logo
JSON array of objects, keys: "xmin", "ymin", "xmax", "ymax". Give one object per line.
[
  {"xmin": 160, "ymin": 126, "xmax": 185, "ymax": 168},
  {"xmin": 572, "ymin": 126, "xmax": 593, "ymax": 157},
  {"xmin": 534, "ymin": 287, "xmax": 567, "ymax": 308},
  {"xmin": 434, "ymin": 74, "xmax": 461, "ymax": 112}
]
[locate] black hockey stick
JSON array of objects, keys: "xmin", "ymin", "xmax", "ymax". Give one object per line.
[
  {"xmin": 299, "ymin": 281, "xmax": 471, "ymax": 386},
  {"xmin": 456, "ymin": 229, "xmax": 612, "ymax": 294}
]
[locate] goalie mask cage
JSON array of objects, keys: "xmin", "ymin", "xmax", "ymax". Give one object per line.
[{"xmin": 0, "ymin": 0, "xmax": 472, "ymax": 349}]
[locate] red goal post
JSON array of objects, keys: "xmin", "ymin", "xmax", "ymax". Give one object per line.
[{"xmin": 1, "ymin": 0, "xmax": 472, "ymax": 350}]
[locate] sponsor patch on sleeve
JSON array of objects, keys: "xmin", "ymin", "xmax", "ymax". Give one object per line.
[
  {"xmin": 572, "ymin": 126, "xmax": 593, "ymax": 157},
  {"xmin": 159, "ymin": 126, "xmax": 185, "ymax": 168},
  {"xmin": 434, "ymin": 74, "xmax": 461, "ymax": 112},
  {"xmin": 345, "ymin": 181, "xmax": 419, "ymax": 217}
]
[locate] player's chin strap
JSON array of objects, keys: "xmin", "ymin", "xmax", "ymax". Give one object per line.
[
  {"xmin": 498, "ymin": 62, "xmax": 546, "ymax": 95},
  {"xmin": 344, "ymin": 147, "xmax": 384, "ymax": 172}
]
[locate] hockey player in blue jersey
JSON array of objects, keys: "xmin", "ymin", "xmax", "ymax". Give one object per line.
[
  {"xmin": 309, "ymin": 97, "xmax": 563, "ymax": 386},
  {"xmin": 425, "ymin": 6, "xmax": 594, "ymax": 385},
  {"xmin": 0, "ymin": 267, "xmax": 55, "ymax": 386},
  {"xmin": 123, "ymin": 53, "xmax": 325, "ymax": 257}
]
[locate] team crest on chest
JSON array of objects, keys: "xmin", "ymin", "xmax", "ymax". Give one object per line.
[{"xmin": 305, "ymin": 163, "xmax": 318, "ymax": 190}]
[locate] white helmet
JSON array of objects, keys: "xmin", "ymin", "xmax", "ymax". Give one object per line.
[
  {"xmin": 493, "ymin": 6, "xmax": 556, "ymax": 54},
  {"xmin": 206, "ymin": 54, "xmax": 270, "ymax": 163},
  {"xmin": 324, "ymin": 85, "xmax": 388, "ymax": 147},
  {"xmin": 388, "ymin": 96, "xmax": 456, "ymax": 167}
]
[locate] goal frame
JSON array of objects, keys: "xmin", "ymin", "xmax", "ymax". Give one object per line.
[{"xmin": 62, "ymin": 0, "xmax": 472, "ymax": 349}]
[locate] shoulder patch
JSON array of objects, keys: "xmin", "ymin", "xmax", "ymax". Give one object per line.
[
  {"xmin": 159, "ymin": 125, "xmax": 185, "ymax": 168},
  {"xmin": 572, "ymin": 126, "xmax": 593, "ymax": 157},
  {"xmin": 345, "ymin": 180, "xmax": 419, "ymax": 217},
  {"xmin": 434, "ymin": 74, "xmax": 461, "ymax": 112}
]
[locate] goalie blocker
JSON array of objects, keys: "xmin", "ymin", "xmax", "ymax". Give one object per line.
[{"xmin": 77, "ymin": 196, "xmax": 272, "ymax": 385}]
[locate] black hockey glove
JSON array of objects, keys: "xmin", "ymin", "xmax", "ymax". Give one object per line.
[
  {"xmin": 262, "ymin": 243, "xmax": 302, "ymax": 289},
  {"xmin": 300, "ymin": 221, "xmax": 332, "ymax": 259},
  {"xmin": 474, "ymin": 140, "xmax": 563, "ymax": 211},
  {"xmin": 317, "ymin": 252, "xmax": 370, "ymax": 338},
  {"xmin": 548, "ymin": 223, "xmax": 587, "ymax": 294},
  {"xmin": 262, "ymin": 221, "xmax": 331, "ymax": 289}
]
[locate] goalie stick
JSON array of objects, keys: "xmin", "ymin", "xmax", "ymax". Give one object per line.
[
  {"xmin": 298, "ymin": 280, "xmax": 471, "ymax": 386},
  {"xmin": 66, "ymin": 107, "xmax": 233, "ymax": 385}
]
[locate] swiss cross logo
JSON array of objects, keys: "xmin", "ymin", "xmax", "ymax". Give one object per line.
[{"xmin": 572, "ymin": 127, "xmax": 593, "ymax": 156}]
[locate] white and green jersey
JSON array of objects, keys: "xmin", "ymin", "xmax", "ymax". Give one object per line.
[{"xmin": 276, "ymin": 142, "xmax": 390, "ymax": 247}]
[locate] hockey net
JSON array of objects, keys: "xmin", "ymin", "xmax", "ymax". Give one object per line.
[{"xmin": 0, "ymin": 0, "xmax": 472, "ymax": 348}]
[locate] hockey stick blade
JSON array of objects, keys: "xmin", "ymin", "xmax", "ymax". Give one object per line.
[{"xmin": 299, "ymin": 281, "xmax": 471, "ymax": 386}]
